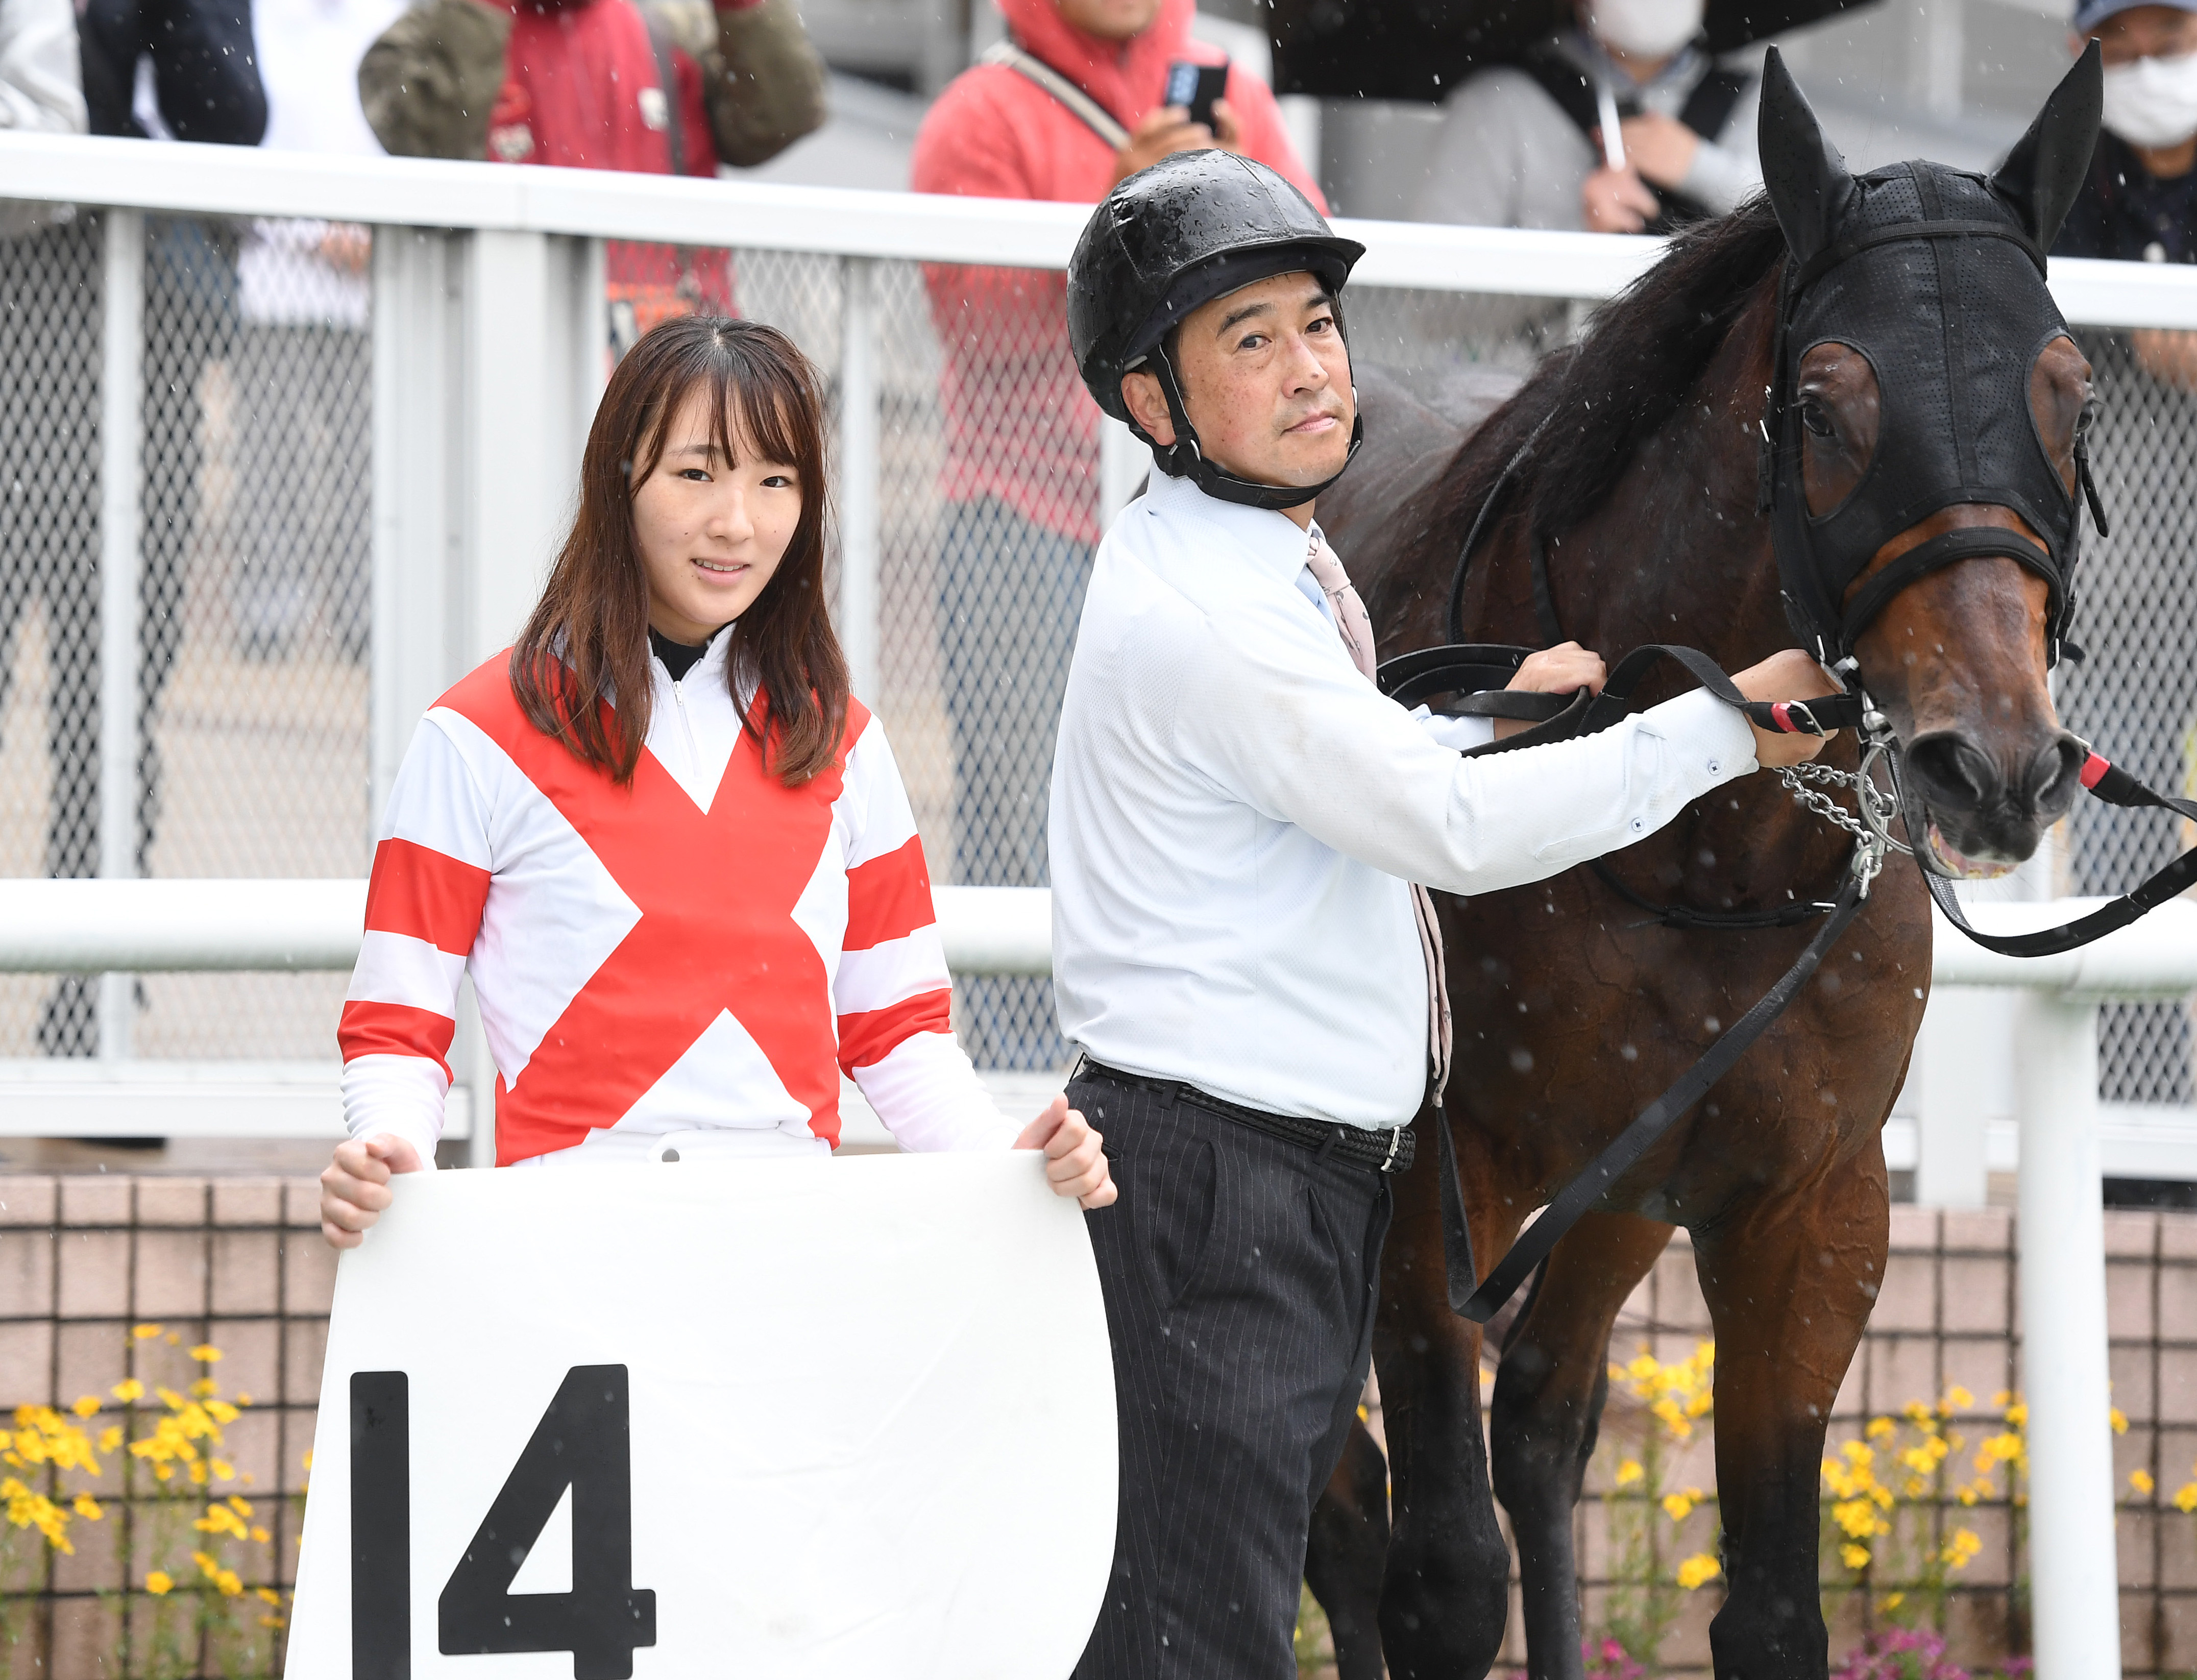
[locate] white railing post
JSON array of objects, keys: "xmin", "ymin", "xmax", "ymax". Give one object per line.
[
  {"xmin": 837, "ymin": 255, "xmax": 880, "ymax": 704},
  {"xmin": 97, "ymin": 208, "xmax": 144, "ymax": 1062},
  {"xmin": 2016, "ymin": 991, "xmax": 2122, "ymax": 1676}
]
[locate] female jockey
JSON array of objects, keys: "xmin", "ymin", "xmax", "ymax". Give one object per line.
[{"xmin": 320, "ymin": 316, "xmax": 1114, "ymax": 1245}]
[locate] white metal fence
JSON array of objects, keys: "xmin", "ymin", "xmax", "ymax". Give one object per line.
[{"xmin": 3, "ymin": 130, "xmax": 2196, "ymax": 1101}]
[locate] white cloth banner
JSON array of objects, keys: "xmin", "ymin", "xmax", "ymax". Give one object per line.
[{"xmin": 285, "ymin": 1152, "xmax": 1117, "ymax": 1678}]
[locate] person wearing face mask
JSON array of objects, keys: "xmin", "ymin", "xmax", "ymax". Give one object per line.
[
  {"xmin": 2057, "ymin": 0, "xmax": 2197, "ymax": 387},
  {"xmin": 1412, "ymin": 0, "xmax": 1762, "ymax": 234}
]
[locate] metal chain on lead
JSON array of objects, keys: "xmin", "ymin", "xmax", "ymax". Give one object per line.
[{"xmin": 1771, "ymin": 705, "xmax": 1910, "ymax": 897}]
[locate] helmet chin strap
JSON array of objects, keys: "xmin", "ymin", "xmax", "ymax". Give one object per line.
[{"xmin": 1134, "ymin": 344, "xmax": 1362, "ymax": 513}]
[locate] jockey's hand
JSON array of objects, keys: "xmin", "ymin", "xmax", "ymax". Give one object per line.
[
  {"xmin": 1015, "ymin": 1095, "xmax": 1117, "ymax": 1209},
  {"xmin": 1582, "ymin": 163, "xmax": 1659, "ymax": 233},
  {"xmin": 321, "ymin": 1133, "xmax": 425, "ymax": 1250},
  {"xmin": 1493, "ymin": 640, "xmax": 1606, "ymax": 740},
  {"xmin": 1732, "ymin": 647, "xmax": 1840, "ymax": 768}
]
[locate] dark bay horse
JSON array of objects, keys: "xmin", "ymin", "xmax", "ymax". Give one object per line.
[{"xmin": 1303, "ymin": 51, "xmax": 2103, "ymax": 1680}]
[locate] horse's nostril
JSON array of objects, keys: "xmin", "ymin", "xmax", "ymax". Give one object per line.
[
  {"xmin": 1903, "ymin": 732, "xmax": 2001, "ymax": 813},
  {"xmin": 2028, "ymin": 734, "xmax": 2087, "ymax": 816}
]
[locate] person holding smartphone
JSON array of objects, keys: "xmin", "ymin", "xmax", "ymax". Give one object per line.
[
  {"xmin": 905, "ymin": 0, "xmax": 1317, "ymax": 1075},
  {"xmin": 319, "ymin": 318, "xmax": 1114, "ymax": 1243}
]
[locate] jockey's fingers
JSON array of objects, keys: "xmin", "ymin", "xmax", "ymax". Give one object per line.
[
  {"xmin": 1043, "ymin": 1108, "xmax": 1093, "ymax": 1158},
  {"xmin": 1079, "ymin": 1177, "xmax": 1120, "ymax": 1211},
  {"xmin": 321, "ymin": 1220, "xmax": 365, "ymax": 1251},
  {"xmin": 322, "ymin": 1170, "xmax": 394, "ymax": 1214},
  {"xmin": 320, "ymin": 1195, "xmax": 379, "ymax": 1234}
]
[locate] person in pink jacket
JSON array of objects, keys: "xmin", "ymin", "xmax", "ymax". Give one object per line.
[{"xmin": 908, "ymin": 0, "xmax": 1318, "ymax": 1073}]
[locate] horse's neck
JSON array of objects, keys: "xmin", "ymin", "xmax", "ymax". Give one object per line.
[{"xmin": 1539, "ymin": 320, "xmax": 1787, "ymax": 665}]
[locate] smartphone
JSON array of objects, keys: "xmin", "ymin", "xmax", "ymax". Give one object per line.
[{"xmin": 1164, "ymin": 60, "xmax": 1230, "ymax": 132}]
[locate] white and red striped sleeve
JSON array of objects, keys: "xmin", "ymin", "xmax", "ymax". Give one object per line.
[
  {"xmin": 337, "ymin": 716, "xmax": 493, "ymax": 1165},
  {"xmin": 835, "ymin": 721, "xmax": 1019, "ymax": 1154}
]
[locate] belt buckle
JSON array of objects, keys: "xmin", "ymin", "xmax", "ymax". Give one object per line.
[{"xmin": 1380, "ymin": 1125, "xmax": 1404, "ymax": 1172}]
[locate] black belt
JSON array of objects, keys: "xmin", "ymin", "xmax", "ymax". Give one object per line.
[{"xmin": 1071, "ymin": 1057, "xmax": 1417, "ymax": 1174}]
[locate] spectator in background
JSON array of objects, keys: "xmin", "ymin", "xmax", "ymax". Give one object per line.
[
  {"xmin": 232, "ymin": 0, "xmax": 403, "ymax": 660},
  {"xmin": 16, "ymin": 0, "xmax": 263, "ymax": 1053},
  {"xmin": 2052, "ymin": 0, "xmax": 2197, "ymax": 1058},
  {"xmin": 908, "ymin": 0, "xmax": 1316, "ymax": 1069},
  {"xmin": 2059, "ymin": 0, "xmax": 2197, "ymax": 385},
  {"xmin": 358, "ymin": 0, "xmax": 826, "ymax": 342},
  {"xmin": 1414, "ymin": 0, "xmax": 1760, "ymax": 233}
]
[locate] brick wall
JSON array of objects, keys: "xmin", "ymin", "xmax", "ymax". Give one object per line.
[
  {"xmin": 0, "ymin": 1177, "xmax": 332, "ymax": 1678},
  {"xmin": 8, "ymin": 1182, "xmax": 2197, "ymax": 1677}
]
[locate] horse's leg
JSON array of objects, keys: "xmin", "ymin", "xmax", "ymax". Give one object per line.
[
  {"xmin": 1375, "ymin": 1159, "xmax": 1515, "ymax": 1679},
  {"xmin": 1307, "ymin": 1415, "xmax": 1393, "ymax": 1680},
  {"xmin": 1695, "ymin": 1142, "xmax": 1889, "ymax": 1679},
  {"xmin": 1491, "ymin": 1212, "xmax": 1676, "ymax": 1680}
]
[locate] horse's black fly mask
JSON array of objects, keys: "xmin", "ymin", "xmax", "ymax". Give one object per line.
[{"xmin": 1753, "ymin": 45, "xmax": 2110, "ymax": 669}]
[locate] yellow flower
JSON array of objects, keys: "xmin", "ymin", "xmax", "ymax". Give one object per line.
[
  {"xmin": 145, "ymin": 1571, "xmax": 172, "ymax": 1595},
  {"xmin": 215, "ymin": 1570, "xmax": 243, "ymax": 1598},
  {"xmin": 1675, "ymin": 1553, "xmax": 1721, "ymax": 1590},
  {"xmin": 1884, "ymin": 1592, "xmax": 1906, "ymax": 1611},
  {"xmin": 131, "ymin": 1325, "xmax": 161, "ymax": 1341},
  {"xmin": 193, "ymin": 1503, "xmax": 249, "ymax": 1539},
  {"xmin": 2176, "ymin": 1483, "xmax": 2197, "ymax": 1514},
  {"xmin": 251, "ymin": 1526, "xmax": 271, "ymax": 1544},
  {"xmin": 1943, "ymin": 1385, "xmax": 1975, "ymax": 1411},
  {"xmin": 1941, "ymin": 1527, "xmax": 1983, "ymax": 1570},
  {"xmin": 98, "ymin": 1426, "xmax": 121, "ymax": 1453},
  {"xmin": 302, "ymin": 1450, "xmax": 314, "ymax": 1472},
  {"xmin": 111, "ymin": 1379, "xmax": 144, "ymax": 1403},
  {"xmin": 1615, "ymin": 1459, "xmax": 1644, "ymax": 1488},
  {"xmin": 188, "ymin": 1345, "xmax": 222, "ymax": 1364},
  {"xmin": 1663, "ymin": 1489, "xmax": 1701, "ymax": 1522},
  {"xmin": 1865, "ymin": 1417, "xmax": 1894, "ymax": 1441},
  {"xmin": 211, "ymin": 1458, "xmax": 235, "ymax": 1481},
  {"xmin": 255, "ymin": 1587, "xmax": 282, "ymax": 1605},
  {"xmin": 70, "ymin": 1396, "xmax": 100, "ymax": 1419},
  {"xmin": 72, "ymin": 1494, "xmax": 102, "ymax": 1521},
  {"xmin": 1840, "ymin": 1543, "xmax": 1871, "ymax": 1571},
  {"xmin": 188, "ymin": 1379, "xmax": 217, "ymax": 1400},
  {"xmin": 2132, "ymin": 1469, "xmax": 2157, "ymax": 1497},
  {"xmin": 205, "ymin": 1400, "xmax": 239, "ymax": 1425},
  {"xmin": 233, "ymin": 1393, "xmax": 253, "ymax": 1408},
  {"xmin": 2111, "ymin": 1407, "xmax": 2130, "ymax": 1435},
  {"xmin": 228, "ymin": 1496, "xmax": 252, "ymax": 1517}
]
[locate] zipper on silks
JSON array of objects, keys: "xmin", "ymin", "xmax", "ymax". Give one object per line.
[{"xmin": 670, "ymin": 676, "xmax": 701, "ymax": 781}]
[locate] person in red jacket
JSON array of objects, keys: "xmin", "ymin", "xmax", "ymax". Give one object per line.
[
  {"xmin": 359, "ymin": 0, "xmax": 825, "ymax": 340},
  {"xmin": 908, "ymin": 0, "xmax": 1318, "ymax": 1072}
]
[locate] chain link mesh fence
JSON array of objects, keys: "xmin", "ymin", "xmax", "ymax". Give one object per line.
[{"xmin": 4, "ymin": 217, "xmax": 2194, "ymax": 1099}]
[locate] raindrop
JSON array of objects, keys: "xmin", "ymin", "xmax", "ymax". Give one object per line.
[
  {"xmin": 1509, "ymin": 1048, "xmax": 1534, "ymax": 1073},
  {"xmin": 1620, "ymin": 1043, "xmax": 1638, "ymax": 1061},
  {"xmin": 1704, "ymin": 1016, "xmax": 1721, "ymax": 1033}
]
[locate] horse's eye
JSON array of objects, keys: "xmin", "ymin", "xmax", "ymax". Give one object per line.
[{"xmin": 1800, "ymin": 399, "xmax": 1836, "ymax": 439}]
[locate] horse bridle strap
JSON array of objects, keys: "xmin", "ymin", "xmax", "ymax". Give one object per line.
[
  {"xmin": 1431, "ymin": 871, "xmax": 1868, "ymax": 1324},
  {"xmin": 1836, "ymin": 524, "xmax": 2065, "ymax": 652}
]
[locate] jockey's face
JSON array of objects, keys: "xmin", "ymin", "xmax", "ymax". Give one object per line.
[
  {"xmin": 1119, "ymin": 271, "xmax": 1355, "ymax": 509},
  {"xmin": 631, "ymin": 387, "xmax": 803, "ymax": 646}
]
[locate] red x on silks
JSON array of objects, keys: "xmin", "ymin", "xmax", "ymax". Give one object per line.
[{"xmin": 452, "ymin": 666, "xmax": 847, "ymax": 1164}]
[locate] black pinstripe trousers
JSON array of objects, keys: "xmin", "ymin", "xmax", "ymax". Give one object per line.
[{"xmin": 1068, "ymin": 1067, "xmax": 1395, "ymax": 1680}]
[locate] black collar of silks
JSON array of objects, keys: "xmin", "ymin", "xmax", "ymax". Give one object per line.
[{"xmin": 1756, "ymin": 160, "xmax": 2111, "ymax": 669}]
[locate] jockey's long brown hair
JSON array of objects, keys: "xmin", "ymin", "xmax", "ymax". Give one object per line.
[{"xmin": 510, "ymin": 316, "xmax": 847, "ymax": 787}]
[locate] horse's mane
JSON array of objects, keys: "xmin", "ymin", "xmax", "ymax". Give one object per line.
[{"xmin": 1445, "ymin": 197, "xmax": 1790, "ymax": 548}]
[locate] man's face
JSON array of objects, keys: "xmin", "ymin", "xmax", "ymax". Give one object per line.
[
  {"xmin": 2083, "ymin": 3, "xmax": 2197, "ymax": 64},
  {"xmin": 1119, "ymin": 273, "xmax": 1355, "ymax": 492},
  {"xmin": 1055, "ymin": 0, "xmax": 1163, "ymax": 42}
]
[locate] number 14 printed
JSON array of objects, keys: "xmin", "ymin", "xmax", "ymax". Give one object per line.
[{"xmin": 351, "ymin": 1367, "xmax": 657, "ymax": 1679}]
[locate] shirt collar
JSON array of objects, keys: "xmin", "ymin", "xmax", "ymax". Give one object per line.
[{"xmin": 1144, "ymin": 468, "xmax": 1323, "ymax": 586}]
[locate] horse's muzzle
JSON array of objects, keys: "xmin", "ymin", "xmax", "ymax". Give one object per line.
[{"xmin": 1901, "ymin": 728, "xmax": 2087, "ymax": 875}]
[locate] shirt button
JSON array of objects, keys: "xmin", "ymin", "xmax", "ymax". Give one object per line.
[
  {"xmin": 1705, "ymin": 757, "xmax": 1722, "ymax": 776},
  {"xmin": 1628, "ymin": 817, "xmax": 1646, "ymax": 835}
]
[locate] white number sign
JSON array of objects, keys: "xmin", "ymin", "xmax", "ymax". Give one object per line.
[{"xmin": 284, "ymin": 1152, "xmax": 1117, "ymax": 1678}]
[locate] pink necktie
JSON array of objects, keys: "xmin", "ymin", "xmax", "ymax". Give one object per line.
[{"xmin": 1305, "ymin": 533, "xmax": 1453, "ymax": 1100}]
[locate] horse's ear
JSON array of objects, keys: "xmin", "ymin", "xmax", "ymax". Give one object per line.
[
  {"xmin": 1992, "ymin": 39, "xmax": 2103, "ymax": 251},
  {"xmin": 1756, "ymin": 45, "xmax": 1854, "ymax": 265}
]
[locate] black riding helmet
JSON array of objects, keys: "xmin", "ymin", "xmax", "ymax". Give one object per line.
[{"xmin": 1067, "ymin": 150, "xmax": 1366, "ymax": 511}]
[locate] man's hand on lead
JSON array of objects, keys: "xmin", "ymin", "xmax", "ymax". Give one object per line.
[
  {"xmin": 1732, "ymin": 647, "xmax": 1842, "ymax": 768},
  {"xmin": 1492, "ymin": 640, "xmax": 1607, "ymax": 740},
  {"xmin": 1015, "ymin": 1095, "xmax": 1118, "ymax": 1208}
]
